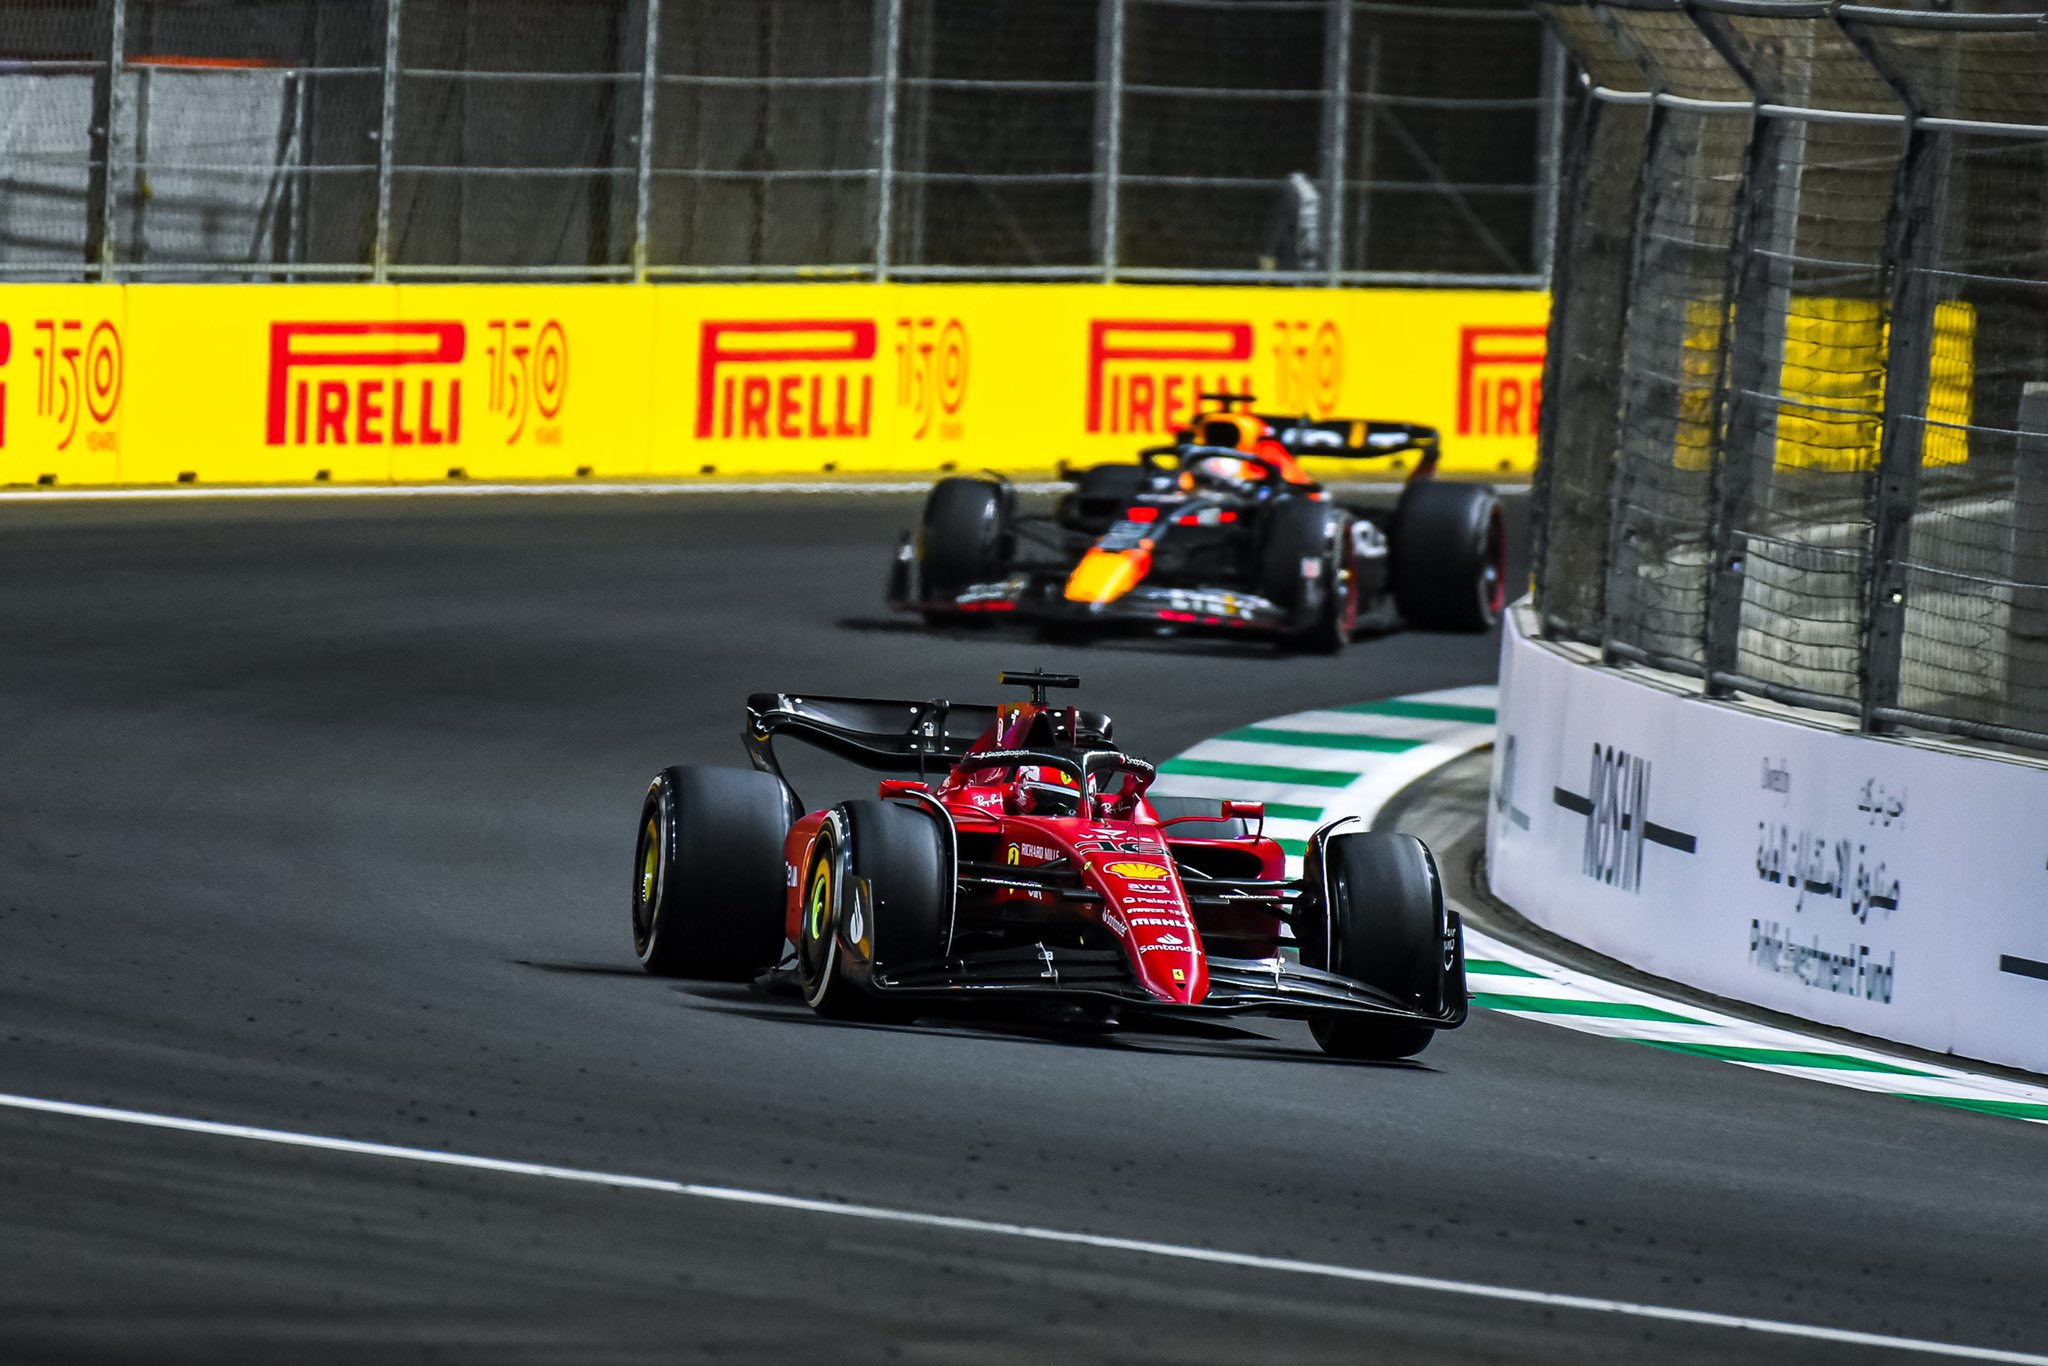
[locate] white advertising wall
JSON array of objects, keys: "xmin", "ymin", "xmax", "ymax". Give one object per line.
[{"xmin": 1488, "ymin": 606, "xmax": 2048, "ymax": 1075}]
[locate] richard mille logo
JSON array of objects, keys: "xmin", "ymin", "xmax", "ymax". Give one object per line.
[{"xmin": 1552, "ymin": 742, "xmax": 1697, "ymax": 894}]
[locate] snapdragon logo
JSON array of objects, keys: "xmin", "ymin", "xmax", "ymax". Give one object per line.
[{"xmin": 1551, "ymin": 741, "xmax": 1696, "ymax": 894}]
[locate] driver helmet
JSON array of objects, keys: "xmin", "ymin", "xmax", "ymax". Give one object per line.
[
  {"xmin": 1194, "ymin": 453, "xmax": 1268, "ymax": 483},
  {"xmin": 1006, "ymin": 765, "xmax": 1083, "ymax": 817}
]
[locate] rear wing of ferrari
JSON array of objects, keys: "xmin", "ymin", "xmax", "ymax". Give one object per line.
[
  {"xmin": 745, "ymin": 693, "xmax": 1001, "ymax": 785},
  {"xmin": 1259, "ymin": 416, "xmax": 1441, "ymax": 467}
]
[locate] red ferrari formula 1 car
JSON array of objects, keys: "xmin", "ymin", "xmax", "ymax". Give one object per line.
[
  {"xmin": 631, "ymin": 671, "xmax": 1467, "ymax": 1060},
  {"xmin": 886, "ymin": 394, "xmax": 1506, "ymax": 651}
]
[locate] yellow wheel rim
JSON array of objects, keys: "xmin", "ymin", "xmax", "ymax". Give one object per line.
[
  {"xmin": 807, "ymin": 860, "xmax": 832, "ymax": 944},
  {"xmin": 640, "ymin": 818, "xmax": 660, "ymax": 906}
]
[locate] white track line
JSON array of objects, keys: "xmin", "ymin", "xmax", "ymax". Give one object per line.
[{"xmin": 0, "ymin": 1089, "xmax": 2038, "ymax": 1364}]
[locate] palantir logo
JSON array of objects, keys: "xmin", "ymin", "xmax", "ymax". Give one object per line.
[
  {"xmin": 1552, "ymin": 741, "xmax": 1697, "ymax": 894},
  {"xmin": 267, "ymin": 321, "xmax": 465, "ymax": 447}
]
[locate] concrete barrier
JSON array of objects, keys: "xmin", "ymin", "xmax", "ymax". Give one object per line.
[{"xmin": 1487, "ymin": 603, "xmax": 2048, "ymax": 1074}]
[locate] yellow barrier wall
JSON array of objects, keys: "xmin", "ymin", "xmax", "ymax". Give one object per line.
[{"xmin": 0, "ymin": 283, "xmax": 1549, "ymax": 487}]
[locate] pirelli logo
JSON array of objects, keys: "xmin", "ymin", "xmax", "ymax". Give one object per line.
[
  {"xmin": 267, "ymin": 321, "xmax": 465, "ymax": 447},
  {"xmin": 696, "ymin": 320, "xmax": 876, "ymax": 440},
  {"xmin": 1457, "ymin": 324, "xmax": 1545, "ymax": 437},
  {"xmin": 1086, "ymin": 320, "xmax": 1254, "ymax": 435}
]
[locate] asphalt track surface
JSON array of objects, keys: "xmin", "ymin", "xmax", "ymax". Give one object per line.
[{"xmin": 3, "ymin": 491, "xmax": 2044, "ymax": 1365}]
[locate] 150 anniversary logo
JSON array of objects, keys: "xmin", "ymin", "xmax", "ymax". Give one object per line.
[{"xmin": 0, "ymin": 317, "xmax": 124, "ymax": 453}]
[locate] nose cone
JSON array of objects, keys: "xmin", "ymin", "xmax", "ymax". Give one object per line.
[
  {"xmin": 1126, "ymin": 920, "xmax": 1209, "ymax": 1004},
  {"xmin": 1092, "ymin": 856, "xmax": 1208, "ymax": 1005},
  {"xmin": 1064, "ymin": 546, "xmax": 1151, "ymax": 605}
]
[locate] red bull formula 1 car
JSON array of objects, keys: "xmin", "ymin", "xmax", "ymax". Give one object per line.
[
  {"xmin": 886, "ymin": 395, "xmax": 1506, "ymax": 650},
  {"xmin": 631, "ymin": 671, "xmax": 1467, "ymax": 1060}
]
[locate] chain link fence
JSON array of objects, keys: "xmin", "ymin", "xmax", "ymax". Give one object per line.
[
  {"xmin": 0, "ymin": 0, "xmax": 1559, "ymax": 283},
  {"xmin": 1529, "ymin": 0, "xmax": 2048, "ymax": 753}
]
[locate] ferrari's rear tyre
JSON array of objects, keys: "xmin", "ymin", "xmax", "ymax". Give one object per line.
[
  {"xmin": 632, "ymin": 766, "xmax": 793, "ymax": 979},
  {"xmin": 1301, "ymin": 831, "xmax": 1449, "ymax": 1061},
  {"xmin": 1260, "ymin": 500, "xmax": 1348, "ymax": 654},
  {"xmin": 1390, "ymin": 481, "xmax": 1505, "ymax": 633},
  {"xmin": 797, "ymin": 800, "xmax": 948, "ymax": 1021},
  {"xmin": 919, "ymin": 478, "xmax": 1013, "ymax": 622}
]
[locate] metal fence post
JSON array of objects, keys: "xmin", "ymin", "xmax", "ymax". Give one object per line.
[
  {"xmin": 87, "ymin": 0, "xmax": 128, "ymax": 280},
  {"xmin": 1320, "ymin": 0, "xmax": 1352, "ymax": 285},
  {"xmin": 2006, "ymin": 384, "xmax": 2048, "ymax": 719},
  {"xmin": 1526, "ymin": 75, "xmax": 1598, "ymax": 623},
  {"xmin": 1094, "ymin": 0, "xmax": 1126, "ymax": 282},
  {"xmin": 373, "ymin": 0, "xmax": 401, "ymax": 281},
  {"xmin": 1856, "ymin": 119, "xmax": 1942, "ymax": 733},
  {"xmin": 871, "ymin": 0, "xmax": 903, "ymax": 280},
  {"xmin": 1351, "ymin": 25, "xmax": 1380, "ymax": 276},
  {"xmin": 1533, "ymin": 28, "xmax": 1567, "ymax": 287},
  {"xmin": 1702, "ymin": 112, "xmax": 1790, "ymax": 694},
  {"xmin": 633, "ymin": 0, "xmax": 661, "ymax": 281},
  {"xmin": 1598, "ymin": 89, "xmax": 1671, "ymax": 665}
]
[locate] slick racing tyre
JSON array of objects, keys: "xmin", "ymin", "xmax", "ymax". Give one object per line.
[
  {"xmin": 1056, "ymin": 464, "xmax": 1148, "ymax": 534},
  {"xmin": 797, "ymin": 800, "xmax": 948, "ymax": 1021},
  {"xmin": 1260, "ymin": 499, "xmax": 1348, "ymax": 654},
  {"xmin": 632, "ymin": 765, "xmax": 793, "ymax": 979},
  {"xmin": 1390, "ymin": 480, "xmax": 1506, "ymax": 633},
  {"xmin": 919, "ymin": 477, "xmax": 1014, "ymax": 621},
  {"xmin": 1300, "ymin": 831, "xmax": 1452, "ymax": 1061}
]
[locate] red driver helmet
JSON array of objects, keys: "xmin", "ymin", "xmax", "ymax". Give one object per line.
[{"xmin": 1004, "ymin": 765, "xmax": 1083, "ymax": 817}]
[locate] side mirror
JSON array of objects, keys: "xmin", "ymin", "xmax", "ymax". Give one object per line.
[{"xmin": 1158, "ymin": 800, "xmax": 1266, "ymax": 837}]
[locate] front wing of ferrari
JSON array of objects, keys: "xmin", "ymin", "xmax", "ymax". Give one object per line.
[{"xmin": 871, "ymin": 942, "xmax": 1468, "ymax": 1029}]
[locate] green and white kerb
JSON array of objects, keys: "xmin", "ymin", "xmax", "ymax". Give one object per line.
[{"xmin": 1152, "ymin": 686, "xmax": 2048, "ymax": 1126}]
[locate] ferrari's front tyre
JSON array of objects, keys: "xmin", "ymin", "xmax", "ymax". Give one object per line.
[
  {"xmin": 797, "ymin": 800, "xmax": 948, "ymax": 1021},
  {"xmin": 1391, "ymin": 481, "xmax": 1506, "ymax": 632},
  {"xmin": 1260, "ymin": 499, "xmax": 1348, "ymax": 654},
  {"xmin": 632, "ymin": 766, "xmax": 792, "ymax": 979},
  {"xmin": 918, "ymin": 477, "xmax": 1014, "ymax": 622},
  {"xmin": 1300, "ymin": 831, "xmax": 1456, "ymax": 1061}
]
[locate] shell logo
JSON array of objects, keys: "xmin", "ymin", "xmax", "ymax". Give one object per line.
[{"xmin": 1104, "ymin": 860, "xmax": 1169, "ymax": 880}]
